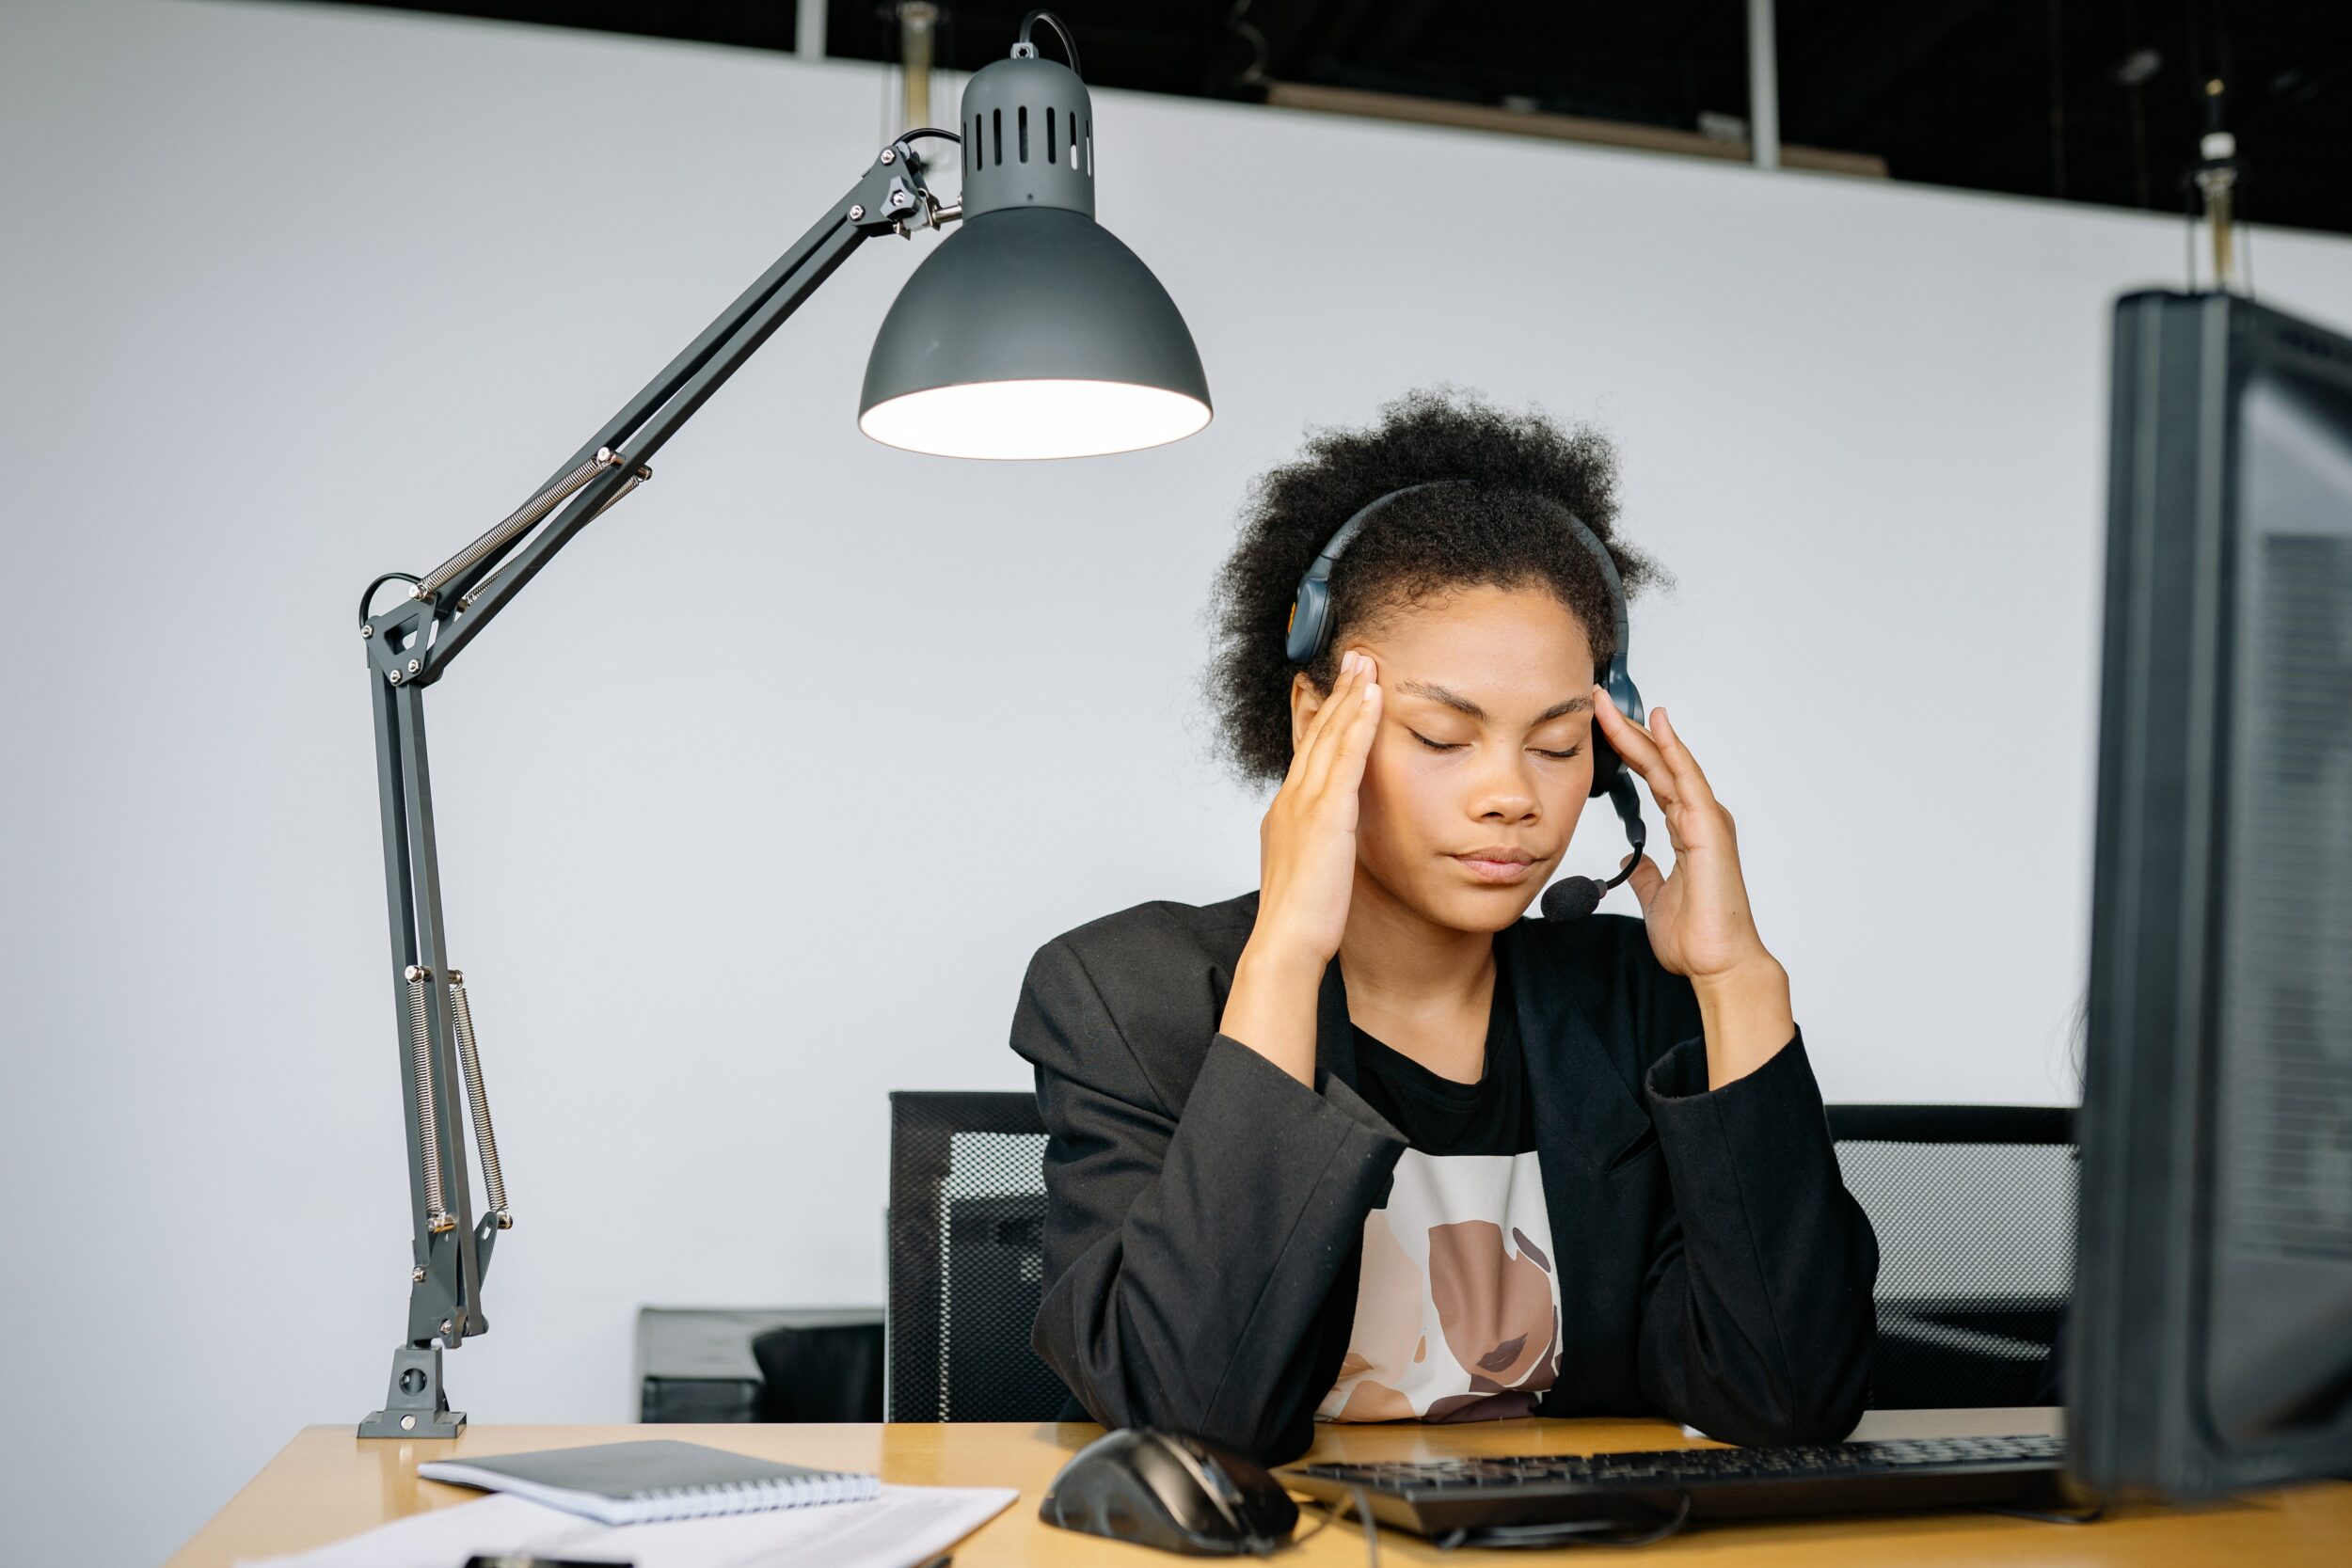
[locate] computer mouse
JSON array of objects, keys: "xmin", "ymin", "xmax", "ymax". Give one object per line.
[{"xmin": 1040, "ymin": 1426, "xmax": 1302, "ymax": 1556}]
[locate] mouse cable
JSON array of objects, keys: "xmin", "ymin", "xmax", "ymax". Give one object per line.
[
  {"xmin": 1289, "ymin": 1484, "xmax": 1379, "ymax": 1566},
  {"xmin": 1428, "ymin": 1491, "xmax": 1693, "ymax": 1550},
  {"xmin": 1972, "ymin": 1499, "xmax": 2108, "ymax": 1525}
]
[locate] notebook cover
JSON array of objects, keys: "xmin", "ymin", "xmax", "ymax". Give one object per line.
[{"xmin": 417, "ymin": 1437, "xmax": 859, "ymax": 1500}]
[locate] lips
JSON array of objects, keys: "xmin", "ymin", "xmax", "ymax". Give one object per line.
[{"xmin": 1452, "ymin": 847, "xmax": 1539, "ymax": 884}]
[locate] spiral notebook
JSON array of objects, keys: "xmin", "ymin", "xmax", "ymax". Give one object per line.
[{"xmin": 416, "ymin": 1438, "xmax": 880, "ymax": 1525}]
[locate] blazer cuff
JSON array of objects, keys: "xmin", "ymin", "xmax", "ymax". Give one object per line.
[
  {"xmin": 1641, "ymin": 1022, "xmax": 1836, "ymax": 1204},
  {"xmin": 1644, "ymin": 1022, "xmax": 1808, "ymax": 1105},
  {"xmin": 1201, "ymin": 1031, "xmax": 1406, "ymax": 1149}
]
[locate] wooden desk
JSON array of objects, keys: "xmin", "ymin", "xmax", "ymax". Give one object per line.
[{"xmin": 168, "ymin": 1408, "xmax": 2350, "ymax": 1565}]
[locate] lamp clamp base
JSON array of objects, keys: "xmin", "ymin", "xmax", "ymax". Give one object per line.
[{"xmin": 359, "ymin": 1342, "xmax": 466, "ymax": 1438}]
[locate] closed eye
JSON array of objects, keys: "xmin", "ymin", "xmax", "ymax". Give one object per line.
[{"xmin": 1408, "ymin": 729, "xmax": 1582, "ymax": 760}]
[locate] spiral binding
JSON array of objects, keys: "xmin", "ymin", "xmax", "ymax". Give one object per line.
[{"xmin": 622, "ymin": 1470, "xmax": 881, "ymax": 1523}]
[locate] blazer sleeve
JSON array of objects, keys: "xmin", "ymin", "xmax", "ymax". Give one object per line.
[
  {"xmin": 1634, "ymin": 988, "xmax": 1881, "ymax": 1446},
  {"xmin": 1010, "ymin": 934, "xmax": 1407, "ymax": 1464}
]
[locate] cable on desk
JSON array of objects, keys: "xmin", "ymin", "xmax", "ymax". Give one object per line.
[
  {"xmin": 1290, "ymin": 1484, "xmax": 1379, "ymax": 1567},
  {"xmin": 1973, "ymin": 1499, "xmax": 2107, "ymax": 1525},
  {"xmin": 1429, "ymin": 1491, "xmax": 1693, "ymax": 1549}
]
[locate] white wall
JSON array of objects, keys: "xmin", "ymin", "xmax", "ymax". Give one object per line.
[{"xmin": 4, "ymin": 1, "xmax": 2350, "ymax": 1560}]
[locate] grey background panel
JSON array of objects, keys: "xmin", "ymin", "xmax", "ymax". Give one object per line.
[{"xmin": 8, "ymin": 1, "xmax": 2352, "ymax": 1562}]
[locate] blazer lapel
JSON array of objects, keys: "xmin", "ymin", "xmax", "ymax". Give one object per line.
[
  {"xmin": 1502, "ymin": 918, "xmax": 1654, "ymax": 1172},
  {"xmin": 1501, "ymin": 919, "xmax": 1659, "ymax": 1417},
  {"xmin": 1316, "ymin": 952, "xmax": 1359, "ymax": 1092},
  {"xmin": 1316, "ymin": 926, "xmax": 1649, "ymax": 1162}
]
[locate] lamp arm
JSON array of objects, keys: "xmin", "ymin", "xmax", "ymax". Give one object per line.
[
  {"xmin": 357, "ymin": 134, "xmax": 960, "ymax": 1436},
  {"xmin": 364, "ymin": 137, "xmax": 958, "ymax": 684}
]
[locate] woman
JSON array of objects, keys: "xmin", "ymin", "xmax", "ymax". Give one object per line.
[{"xmin": 1009, "ymin": 387, "xmax": 1878, "ymax": 1465}]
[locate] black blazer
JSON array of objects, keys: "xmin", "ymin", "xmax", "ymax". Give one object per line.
[{"xmin": 1009, "ymin": 890, "xmax": 1879, "ymax": 1466}]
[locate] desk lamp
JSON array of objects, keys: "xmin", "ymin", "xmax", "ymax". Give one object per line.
[{"xmin": 355, "ymin": 9, "xmax": 1209, "ymax": 1436}]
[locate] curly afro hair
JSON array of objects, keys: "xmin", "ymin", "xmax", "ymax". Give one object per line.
[{"xmin": 1206, "ymin": 385, "xmax": 1675, "ymax": 785}]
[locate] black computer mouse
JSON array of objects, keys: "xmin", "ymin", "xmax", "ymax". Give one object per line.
[{"xmin": 1040, "ymin": 1426, "xmax": 1302, "ymax": 1556}]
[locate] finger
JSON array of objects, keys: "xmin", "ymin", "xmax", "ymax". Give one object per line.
[
  {"xmin": 1591, "ymin": 688, "xmax": 1683, "ymax": 810},
  {"xmin": 1645, "ymin": 705, "xmax": 1721, "ymax": 812},
  {"xmin": 1622, "ymin": 851, "xmax": 1664, "ymax": 916},
  {"xmin": 1287, "ymin": 652, "xmax": 1363, "ymax": 791},
  {"xmin": 1300, "ymin": 650, "xmax": 1375, "ymax": 797},
  {"xmin": 1291, "ymin": 650, "xmax": 1358, "ymax": 792},
  {"xmin": 1306, "ymin": 650, "xmax": 1379, "ymax": 799},
  {"xmin": 1597, "ymin": 694, "xmax": 1719, "ymax": 816},
  {"xmin": 1326, "ymin": 666, "xmax": 1382, "ymax": 800}
]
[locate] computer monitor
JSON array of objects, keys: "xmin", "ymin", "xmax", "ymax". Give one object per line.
[{"xmin": 2071, "ymin": 289, "xmax": 2352, "ymax": 1497}]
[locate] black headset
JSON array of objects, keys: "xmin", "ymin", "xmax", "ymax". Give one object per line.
[{"xmin": 1283, "ymin": 478, "xmax": 1648, "ymax": 916}]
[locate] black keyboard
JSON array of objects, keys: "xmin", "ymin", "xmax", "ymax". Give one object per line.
[{"xmin": 1283, "ymin": 1434, "xmax": 2081, "ymax": 1542}]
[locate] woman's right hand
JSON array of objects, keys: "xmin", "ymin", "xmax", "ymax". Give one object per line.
[
  {"xmin": 1251, "ymin": 647, "xmax": 1383, "ymax": 968},
  {"xmin": 1221, "ymin": 648, "xmax": 1380, "ymax": 1084}
]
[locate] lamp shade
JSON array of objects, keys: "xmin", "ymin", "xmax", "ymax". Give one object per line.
[{"xmin": 858, "ymin": 50, "xmax": 1211, "ymax": 460}]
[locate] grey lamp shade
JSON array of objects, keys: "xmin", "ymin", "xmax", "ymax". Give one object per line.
[{"xmin": 858, "ymin": 49, "xmax": 1211, "ymax": 460}]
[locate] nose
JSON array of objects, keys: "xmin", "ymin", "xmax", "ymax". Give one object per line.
[{"xmin": 1470, "ymin": 748, "xmax": 1540, "ymax": 825}]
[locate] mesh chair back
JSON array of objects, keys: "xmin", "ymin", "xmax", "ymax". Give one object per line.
[
  {"xmin": 882, "ymin": 1094, "xmax": 2075, "ymax": 1418},
  {"xmin": 886, "ymin": 1090, "xmax": 1065, "ymax": 1421},
  {"xmin": 1829, "ymin": 1104, "xmax": 2077, "ymax": 1409}
]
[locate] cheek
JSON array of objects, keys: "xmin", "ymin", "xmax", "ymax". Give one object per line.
[
  {"xmin": 1358, "ymin": 731, "xmax": 1430, "ymax": 808},
  {"xmin": 1354, "ymin": 740, "xmax": 1403, "ymax": 830},
  {"xmin": 1546, "ymin": 760, "xmax": 1591, "ymax": 809},
  {"xmin": 1357, "ymin": 739, "xmax": 1453, "ymax": 850},
  {"xmin": 1547, "ymin": 768, "xmax": 1593, "ymax": 836}
]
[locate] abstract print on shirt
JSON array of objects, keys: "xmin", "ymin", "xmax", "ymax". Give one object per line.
[
  {"xmin": 1316, "ymin": 949, "xmax": 1565, "ymax": 1424},
  {"xmin": 1317, "ymin": 1146, "xmax": 1562, "ymax": 1421}
]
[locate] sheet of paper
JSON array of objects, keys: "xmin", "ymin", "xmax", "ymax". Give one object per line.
[{"xmin": 233, "ymin": 1482, "xmax": 1019, "ymax": 1568}]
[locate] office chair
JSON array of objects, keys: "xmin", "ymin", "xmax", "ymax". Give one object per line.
[
  {"xmin": 881, "ymin": 1092, "xmax": 2075, "ymax": 1419},
  {"xmin": 1827, "ymin": 1104, "xmax": 2077, "ymax": 1409},
  {"xmin": 637, "ymin": 1306, "xmax": 882, "ymax": 1422},
  {"xmin": 885, "ymin": 1090, "xmax": 1067, "ymax": 1422}
]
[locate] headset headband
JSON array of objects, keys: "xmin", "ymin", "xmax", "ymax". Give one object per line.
[
  {"xmin": 1279, "ymin": 473, "xmax": 1650, "ymax": 871},
  {"xmin": 1284, "ymin": 478, "xmax": 1631, "ymax": 672}
]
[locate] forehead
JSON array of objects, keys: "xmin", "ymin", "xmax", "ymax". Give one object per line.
[{"xmin": 1358, "ymin": 583, "xmax": 1594, "ymax": 697}]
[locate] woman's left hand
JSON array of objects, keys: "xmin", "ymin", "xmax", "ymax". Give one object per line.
[{"xmin": 1591, "ymin": 689, "xmax": 1776, "ymax": 986}]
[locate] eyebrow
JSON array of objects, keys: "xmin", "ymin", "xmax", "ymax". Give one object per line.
[{"xmin": 1396, "ymin": 680, "xmax": 1592, "ymax": 725}]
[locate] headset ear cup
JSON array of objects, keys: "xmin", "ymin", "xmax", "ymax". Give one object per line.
[
  {"xmin": 1285, "ymin": 579, "xmax": 1331, "ymax": 665},
  {"xmin": 1588, "ymin": 730, "xmax": 1623, "ymax": 799},
  {"xmin": 1590, "ymin": 665, "xmax": 1643, "ymax": 799}
]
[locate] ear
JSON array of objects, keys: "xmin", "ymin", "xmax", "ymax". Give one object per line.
[{"xmin": 1288, "ymin": 668, "xmax": 1325, "ymax": 756}]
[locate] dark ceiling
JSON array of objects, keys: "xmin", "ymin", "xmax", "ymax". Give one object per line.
[{"xmin": 317, "ymin": 2, "xmax": 2350, "ymax": 237}]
